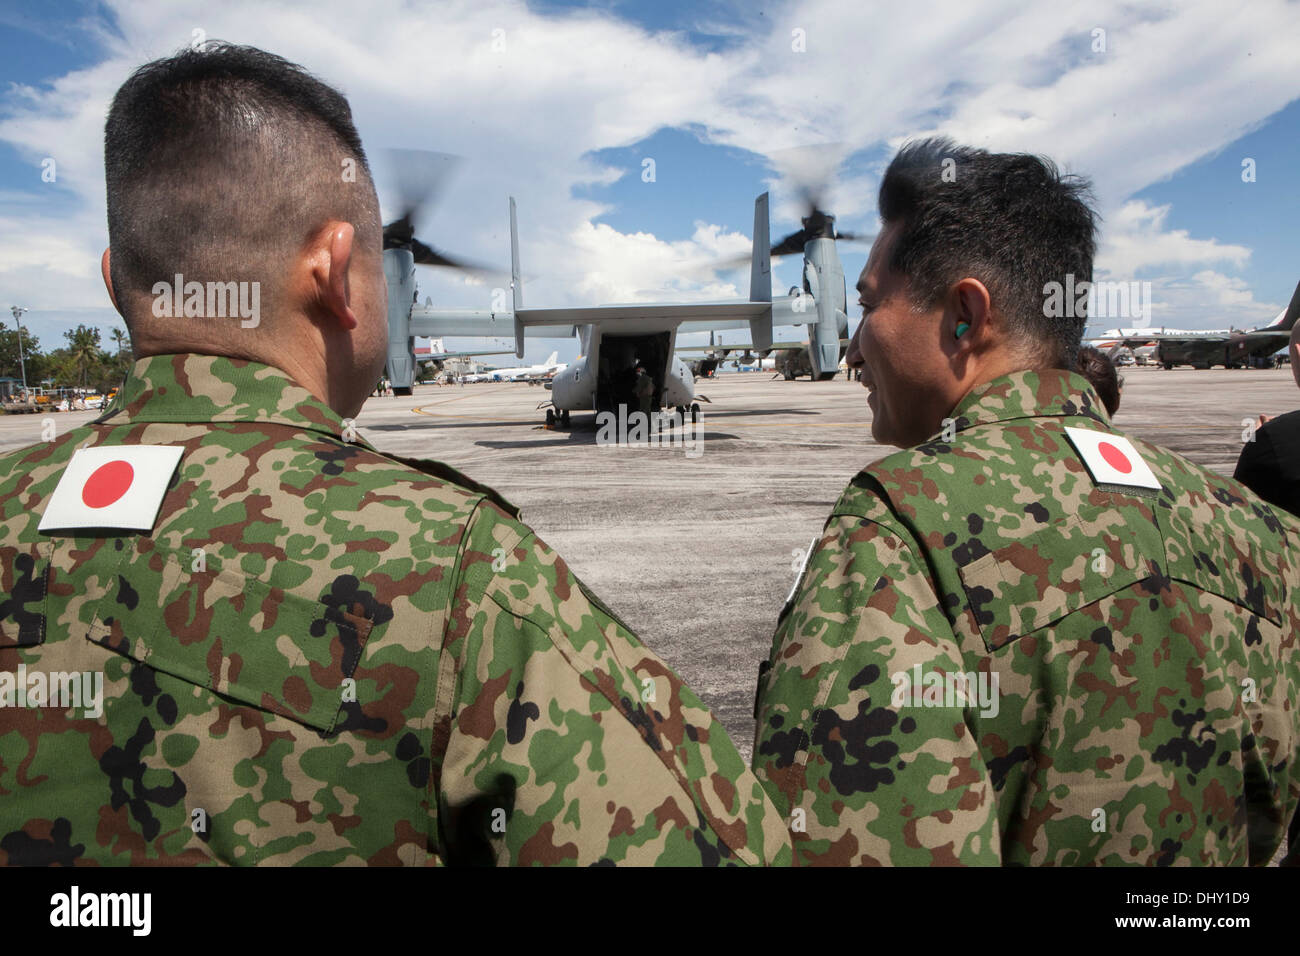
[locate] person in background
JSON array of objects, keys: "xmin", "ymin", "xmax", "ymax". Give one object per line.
[
  {"xmin": 1075, "ymin": 345, "xmax": 1121, "ymax": 417},
  {"xmin": 1235, "ymin": 319, "xmax": 1300, "ymax": 517}
]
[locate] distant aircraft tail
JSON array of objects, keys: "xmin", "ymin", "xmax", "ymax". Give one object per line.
[
  {"xmin": 1267, "ymin": 278, "xmax": 1300, "ymax": 330},
  {"xmin": 509, "ymin": 197, "xmax": 523, "ymax": 312},
  {"xmin": 543, "ymin": 351, "xmax": 558, "ymax": 367},
  {"xmin": 748, "ymin": 192, "xmax": 773, "ymax": 351}
]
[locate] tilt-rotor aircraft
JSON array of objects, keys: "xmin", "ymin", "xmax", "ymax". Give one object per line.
[
  {"xmin": 380, "ymin": 179, "xmax": 858, "ymax": 427},
  {"xmin": 1090, "ymin": 279, "xmax": 1300, "ymax": 369}
]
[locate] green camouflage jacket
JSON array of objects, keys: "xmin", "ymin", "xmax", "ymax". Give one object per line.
[
  {"xmin": 754, "ymin": 368, "xmax": 1300, "ymax": 866},
  {"xmin": 0, "ymin": 353, "xmax": 791, "ymax": 866}
]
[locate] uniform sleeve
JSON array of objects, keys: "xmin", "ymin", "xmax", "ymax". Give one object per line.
[
  {"xmin": 753, "ymin": 505, "xmax": 1001, "ymax": 865},
  {"xmin": 433, "ymin": 499, "xmax": 792, "ymax": 866}
]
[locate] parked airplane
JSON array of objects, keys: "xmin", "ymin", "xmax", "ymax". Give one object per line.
[
  {"xmin": 462, "ymin": 351, "xmax": 564, "ymax": 383},
  {"xmin": 1089, "ymin": 280, "xmax": 1300, "ymax": 368}
]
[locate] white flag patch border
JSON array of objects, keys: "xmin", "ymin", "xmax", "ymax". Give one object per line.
[
  {"xmin": 1062, "ymin": 426, "xmax": 1162, "ymax": 491},
  {"xmin": 38, "ymin": 445, "xmax": 184, "ymax": 533}
]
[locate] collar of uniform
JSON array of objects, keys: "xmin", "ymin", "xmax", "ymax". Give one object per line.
[
  {"xmin": 940, "ymin": 367, "xmax": 1110, "ymax": 437},
  {"xmin": 98, "ymin": 353, "xmax": 345, "ymax": 438}
]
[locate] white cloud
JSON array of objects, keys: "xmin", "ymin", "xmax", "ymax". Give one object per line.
[
  {"xmin": 1, "ymin": 0, "xmax": 1297, "ymax": 349},
  {"xmin": 1190, "ymin": 270, "xmax": 1267, "ymax": 310},
  {"xmin": 1097, "ymin": 200, "xmax": 1251, "ymax": 276}
]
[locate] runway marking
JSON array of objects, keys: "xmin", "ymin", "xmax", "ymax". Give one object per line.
[
  {"xmin": 717, "ymin": 421, "xmax": 870, "ymax": 428},
  {"xmin": 410, "ymin": 401, "xmax": 1256, "ymax": 431},
  {"xmin": 412, "ymin": 397, "xmax": 542, "ymax": 423},
  {"xmin": 411, "ymin": 403, "xmax": 871, "ymax": 427}
]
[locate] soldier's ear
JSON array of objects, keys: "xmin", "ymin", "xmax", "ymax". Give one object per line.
[
  {"xmin": 310, "ymin": 222, "xmax": 359, "ymax": 331},
  {"xmin": 949, "ymin": 277, "xmax": 991, "ymax": 346},
  {"xmin": 100, "ymin": 248, "xmax": 121, "ymax": 315}
]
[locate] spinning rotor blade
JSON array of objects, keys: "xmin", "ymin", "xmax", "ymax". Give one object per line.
[
  {"xmin": 408, "ymin": 238, "xmax": 503, "ymax": 278},
  {"xmin": 379, "ymin": 148, "xmax": 459, "ymax": 234},
  {"xmin": 770, "ymin": 229, "xmax": 808, "ymax": 258},
  {"xmin": 378, "ymin": 148, "xmax": 507, "ymax": 278}
]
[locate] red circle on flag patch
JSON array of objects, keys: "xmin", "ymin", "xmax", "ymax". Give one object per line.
[
  {"xmin": 82, "ymin": 460, "xmax": 134, "ymax": 508},
  {"xmin": 1097, "ymin": 441, "xmax": 1133, "ymax": 474}
]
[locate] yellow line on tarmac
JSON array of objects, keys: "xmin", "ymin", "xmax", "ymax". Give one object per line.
[
  {"xmin": 412, "ymin": 401, "xmax": 542, "ymax": 423},
  {"xmin": 720, "ymin": 421, "xmax": 870, "ymax": 428}
]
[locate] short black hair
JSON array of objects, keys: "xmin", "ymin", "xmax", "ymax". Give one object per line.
[
  {"xmin": 104, "ymin": 42, "xmax": 379, "ymax": 320},
  {"xmin": 1075, "ymin": 345, "xmax": 1121, "ymax": 416},
  {"xmin": 878, "ymin": 137, "xmax": 1097, "ymax": 368}
]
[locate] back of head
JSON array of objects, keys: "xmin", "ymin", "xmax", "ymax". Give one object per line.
[
  {"xmin": 878, "ymin": 137, "xmax": 1098, "ymax": 369},
  {"xmin": 105, "ymin": 42, "xmax": 381, "ymax": 352},
  {"xmin": 1075, "ymin": 345, "xmax": 1121, "ymax": 416}
]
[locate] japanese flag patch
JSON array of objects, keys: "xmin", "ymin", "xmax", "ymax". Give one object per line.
[
  {"xmin": 39, "ymin": 445, "xmax": 184, "ymax": 532},
  {"xmin": 1063, "ymin": 427, "xmax": 1162, "ymax": 491}
]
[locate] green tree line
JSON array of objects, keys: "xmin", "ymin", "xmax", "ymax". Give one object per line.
[{"xmin": 0, "ymin": 325, "xmax": 131, "ymax": 394}]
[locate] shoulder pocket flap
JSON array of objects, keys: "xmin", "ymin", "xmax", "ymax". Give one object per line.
[
  {"xmin": 1164, "ymin": 524, "xmax": 1283, "ymax": 625},
  {"xmin": 957, "ymin": 511, "xmax": 1160, "ymax": 652},
  {"xmin": 86, "ymin": 548, "xmax": 373, "ymax": 733}
]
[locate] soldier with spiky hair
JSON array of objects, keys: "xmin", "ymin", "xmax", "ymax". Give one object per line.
[
  {"xmin": 753, "ymin": 137, "xmax": 1300, "ymax": 866},
  {"xmin": 0, "ymin": 43, "xmax": 791, "ymax": 867}
]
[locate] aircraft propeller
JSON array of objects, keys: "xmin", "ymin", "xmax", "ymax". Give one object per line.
[{"xmin": 379, "ymin": 148, "xmax": 506, "ymax": 278}]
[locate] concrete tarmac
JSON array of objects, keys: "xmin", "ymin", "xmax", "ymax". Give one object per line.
[
  {"xmin": 347, "ymin": 365, "xmax": 1300, "ymax": 762},
  {"xmin": 3, "ymin": 365, "xmax": 1295, "ymax": 763}
]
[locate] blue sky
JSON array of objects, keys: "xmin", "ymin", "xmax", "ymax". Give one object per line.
[{"xmin": 1, "ymin": 0, "xmax": 1298, "ymax": 363}]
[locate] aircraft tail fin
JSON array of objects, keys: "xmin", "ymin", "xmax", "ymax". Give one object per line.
[
  {"xmin": 544, "ymin": 351, "xmax": 558, "ymax": 367},
  {"xmin": 1268, "ymin": 278, "xmax": 1300, "ymax": 330},
  {"xmin": 750, "ymin": 192, "xmax": 771, "ymax": 304}
]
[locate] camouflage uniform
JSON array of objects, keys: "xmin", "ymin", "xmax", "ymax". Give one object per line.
[
  {"xmin": 0, "ymin": 354, "xmax": 791, "ymax": 866},
  {"xmin": 754, "ymin": 368, "xmax": 1300, "ymax": 865}
]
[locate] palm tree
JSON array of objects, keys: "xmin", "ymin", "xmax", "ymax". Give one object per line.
[{"xmin": 64, "ymin": 325, "xmax": 103, "ymax": 390}]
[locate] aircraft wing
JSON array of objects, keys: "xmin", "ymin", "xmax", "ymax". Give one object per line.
[
  {"xmin": 424, "ymin": 348, "xmax": 516, "ymax": 360},
  {"xmin": 516, "ymin": 301, "xmax": 773, "ymax": 327},
  {"xmin": 1087, "ymin": 331, "xmax": 1224, "ymax": 348},
  {"xmin": 411, "ymin": 295, "xmax": 813, "ymax": 358},
  {"xmin": 410, "ymin": 301, "xmax": 776, "ymax": 339},
  {"xmin": 1231, "ymin": 329, "xmax": 1293, "ymax": 342},
  {"xmin": 409, "ymin": 309, "xmax": 573, "ymax": 338},
  {"xmin": 1093, "ymin": 330, "xmax": 1291, "ymax": 346},
  {"xmin": 675, "ymin": 340, "xmax": 808, "ymax": 354}
]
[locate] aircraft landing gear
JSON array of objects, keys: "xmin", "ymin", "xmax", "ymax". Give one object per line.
[
  {"xmin": 691, "ymin": 403, "xmax": 701, "ymax": 424},
  {"xmin": 560, "ymin": 409, "xmax": 570, "ymax": 427},
  {"xmin": 545, "ymin": 408, "xmax": 556, "ymax": 428},
  {"xmin": 393, "ymin": 385, "xmax": 413, "ymax": 396}
]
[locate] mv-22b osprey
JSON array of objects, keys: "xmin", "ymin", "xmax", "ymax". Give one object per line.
[{"xmin": 381, "ymin": 193, "xmax": 853, "ymax": 426}]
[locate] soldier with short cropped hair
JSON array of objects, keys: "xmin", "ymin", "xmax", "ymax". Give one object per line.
[
  {"xmin": 753, "ymin": 137, "xmax": 1300, "ymax": 866},
  {"xmin": 0, "ymin": 43, "xmax": 790, "ymax": 867}
]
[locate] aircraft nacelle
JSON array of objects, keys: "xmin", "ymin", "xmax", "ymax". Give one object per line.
[
  {"xmin": 661, "ymin": 356, "xmax": 695, "ymax": 408},
  {"xmin": 383, "ymin": 247, "xmax": 418, "ymax": 394},
  {"xmin": 549, "ymin": 357, "xmax": 595, "ymax": 411},
  {"xmin": 802, "ymin": 236, "xmax": 848, "ymax": 380}
]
